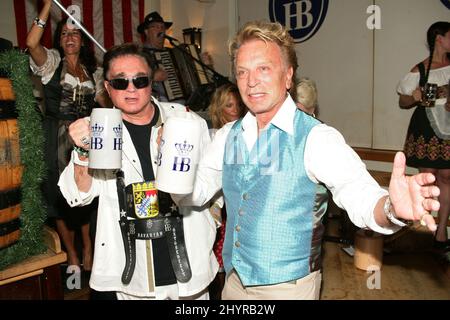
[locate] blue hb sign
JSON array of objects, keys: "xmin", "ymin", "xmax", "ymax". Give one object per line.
[
  {"xmin": 269, "ymin": 0, "xmax": 329, "ymax": 43},
  {"xmin": 441, "ymin": 0, "xmax": 450, "ymax": 9}
]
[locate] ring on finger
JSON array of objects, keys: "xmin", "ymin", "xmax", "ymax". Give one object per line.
[
  {"xmin": 420, "ymin": 214, "xmax": 428, "ymax": 226},
  {"xmin": 81, "ymin": 136, "xmax": 90, "ymax": 146}
]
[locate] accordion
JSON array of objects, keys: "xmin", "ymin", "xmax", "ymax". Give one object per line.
[{"xmin": 150, "ymin": 44, "xmax": 228, "ymax": 111}]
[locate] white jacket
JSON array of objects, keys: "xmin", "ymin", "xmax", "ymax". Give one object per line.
[{"xmin": 58, "ymin": 99, "xmax": 218, "ymax": 297}]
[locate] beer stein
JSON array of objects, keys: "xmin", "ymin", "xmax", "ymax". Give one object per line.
[{"xmin": 421, "ymin": 83, "xmax": 437, "ymax": 107}]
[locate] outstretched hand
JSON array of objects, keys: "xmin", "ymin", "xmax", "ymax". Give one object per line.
[{"xmin": 388, "ymin": 152, "xmax": 440, "ymax": 231}]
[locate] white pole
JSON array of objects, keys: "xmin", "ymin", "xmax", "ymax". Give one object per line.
[{"xmin": 52, "ymin": 0, "xmax": 106, "ymax": 53}]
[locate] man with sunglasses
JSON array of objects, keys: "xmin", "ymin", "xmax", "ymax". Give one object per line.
[{"xmin": 58, "ymin": 43, "xmax": 218, "ymax": 300}]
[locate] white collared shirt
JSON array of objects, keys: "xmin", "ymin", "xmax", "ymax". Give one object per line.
[{"xmin": 189, "ymin": 94, "xmax": 397, "ymax": 235}]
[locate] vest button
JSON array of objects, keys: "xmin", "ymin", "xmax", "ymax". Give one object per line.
[
  {"xmin": 238, "ymin": 209, "xmax": 245, "ymax": 216},
  {"xmin": 235, "ymin": 225, "xmax": 241, "ymax": 232},
  {"xmin": 235, "ymin": 241, "xmax": 241, "ymax": 247},
  {"xmin": 242, "ymin": 193, "xmax": 249, "ymax": 200}
]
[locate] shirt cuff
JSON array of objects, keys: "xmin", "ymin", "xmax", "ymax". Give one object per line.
[{"xmin": 366, "ymin": 194, "xmax": 403, "ymax": 235}]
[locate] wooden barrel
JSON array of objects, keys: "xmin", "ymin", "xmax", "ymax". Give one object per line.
[
  {"xmin": 354, "ymin": 229, "xmax": 384, "ymax": 271},
  {"xmin": 0, "ymin": 78, "xmax": 15, "ymax": 101},
  {"xmin": 0, "ymin": 76, "xmax": 22, "ymax": 249}
]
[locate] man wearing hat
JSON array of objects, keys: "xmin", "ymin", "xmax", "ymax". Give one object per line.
[
  {"xmin": 138, "ymin": 11, "xmax": 173, "ymax": 51},
  {"xmin": 138, "ymin": 11, "xmax": 174, "ymax": 102}
]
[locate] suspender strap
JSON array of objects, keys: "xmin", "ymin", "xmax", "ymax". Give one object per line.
[
  {"xmin": 417, "ymin": 62, "xmax": 427, "ymax": 87},
  {"xmin": 165, "ymin": 215, "xmax": 192, "ymax": 283},
  {"xmin": 117, "ymin": 170, "xmax": 136, "ymax": 285}
]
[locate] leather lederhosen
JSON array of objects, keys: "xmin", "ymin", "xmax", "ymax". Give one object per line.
[{"xmin": 116, "ymin": 170, "xmax": 192, "ymax": 285}]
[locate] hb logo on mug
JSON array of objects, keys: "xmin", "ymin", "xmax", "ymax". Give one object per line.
[
  {"xmin": 90, "ymin": 123, "xmax": 104, "ymax": 150},
  {"xmin": 90, "ymin": 123, "xmax": 123, "ymax": 150},
  {"xmin": 155, "ymin": 115, "xmax": 202, "ymax": 194},
  {"xmin": 88, "ymin": 108, "xmax": 123, "ymax": 169},
  {"xmin": 113, "ymin": 123, "xmax": 123, "ymax": 151},
  {"xmin": 172, "ymin": 140, "xmax": 194, "ymax": 172}
]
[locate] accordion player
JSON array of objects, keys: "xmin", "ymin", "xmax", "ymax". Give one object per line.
[{"xmin": 145, "ymin": 44, "xmax": 230, "ymax": 111}]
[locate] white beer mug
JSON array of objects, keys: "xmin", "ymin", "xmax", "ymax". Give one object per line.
[
  {"xmin": 156, "ymin": 113, "xmax": 202, "ymax": 194},
  {"xmin": 88, "ymin": 108, "xmax": 123, "ymax": 169}
]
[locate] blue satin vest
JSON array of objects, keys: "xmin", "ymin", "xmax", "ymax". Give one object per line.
[{"xmin": 222, "ymin": 110, "xmax": 328, "ymax": 286}]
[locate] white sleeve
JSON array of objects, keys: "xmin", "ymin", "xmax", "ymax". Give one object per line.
[
  {"xmin": 29, "ymin": 48, "xmax": 61, "ymax": 85},
  {"xmin": 176, "ymin": 122, "xmax": 231, "ymax": 207},
  {"xmin": 304, "ymin": 124, "xmax": 400, "ymax": 234},
  {"xmin": 396, "ymin": 72, "xmax": 420, "ymax": 96},
  {"xmin": 58, "ymin": 150, "xmax": 101, "ymax": 207}
]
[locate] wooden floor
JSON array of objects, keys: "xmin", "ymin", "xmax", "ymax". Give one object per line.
[
  {"xmin": 64, "ymin": 218, "xmax": 450, "ymax": 300},
  {"xmin": 321, "ymin": 219, "xmax": 450, "ymax": 300}
]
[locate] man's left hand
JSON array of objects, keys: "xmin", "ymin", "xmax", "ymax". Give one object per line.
[{"xmin": 388, "ymin": 152, "xmax": 440, "ymax": 231}]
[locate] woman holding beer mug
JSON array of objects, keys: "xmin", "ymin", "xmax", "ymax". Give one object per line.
[
  {"xmin": 396, "ymin": 21, "xmax": 450, "ymax": 252},
  {"xmin": 26, "ymin": 0, "xmax": 110, "ymax": 271}
]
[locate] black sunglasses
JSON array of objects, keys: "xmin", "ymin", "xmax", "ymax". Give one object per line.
[{"xmin": 107, "ymin": 76, "xmax": 152, "ymax": 90}]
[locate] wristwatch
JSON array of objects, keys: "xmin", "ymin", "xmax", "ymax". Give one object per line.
[
  {"xmin": 34, "ymin": 17, "xmax": 46, "ymax": 28},
  {"xmin": 384, "ymin": 196, "xmax": 407, "ymax": 227}
]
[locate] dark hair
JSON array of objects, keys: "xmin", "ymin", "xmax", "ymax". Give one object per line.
[
  {"xmin": 53, "ymin": 18, "xmax": 97, "ymax": 75},
  {"xmin": 424, "ymin": 21, "xmax": 450, "ymax": 83},
  {"xmin": 102, "ymin": 43, "xmax": 153, "ymax": 79}
]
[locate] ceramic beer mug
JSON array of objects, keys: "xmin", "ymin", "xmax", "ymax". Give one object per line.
[
  {"xmin": 156, "ymin": 112, "xmax": 202, "ymax": 194},
  {"xmin": 88, "ymin": 108, "xmax": 123, "ymax": 169},
  {"xmin": 422, "ymin": 83, "xmax": 438, "ymax": 107}
]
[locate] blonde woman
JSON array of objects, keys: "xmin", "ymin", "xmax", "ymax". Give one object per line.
[
  {"xmin": 295, "ymin": 77, "xmax": 318, "ymax": 117},
  {"xmin": 209, "ymin": 83, "xmax": 246, "ymax": 129},
  {"xmin": 207, "ymin": 83, "xmax": 246, "ymax": 300}
]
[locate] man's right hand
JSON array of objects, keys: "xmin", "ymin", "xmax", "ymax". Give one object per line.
[{"xmin": 69, "ymin": 118, "xmax": 91, "ymax": 149}]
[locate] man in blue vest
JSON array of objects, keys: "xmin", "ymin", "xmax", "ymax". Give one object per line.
[{"xmin": 181, "ymin": 20, "xmax": 441, "ymax": 299}]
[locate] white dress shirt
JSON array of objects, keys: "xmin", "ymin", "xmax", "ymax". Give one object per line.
[{"xmin": 187, "ymin": 94, "xmax": 398, "ymax": 235}]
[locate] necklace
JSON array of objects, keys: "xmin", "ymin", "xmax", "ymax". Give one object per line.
[{"xmin": 65, "ymin": 62, "xmax": 87, "ymax": 104}]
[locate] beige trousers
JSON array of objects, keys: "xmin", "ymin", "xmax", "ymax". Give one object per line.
[{"xmin": 222, "ymin": 269, "xmax": 322, "ymax": 300}]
